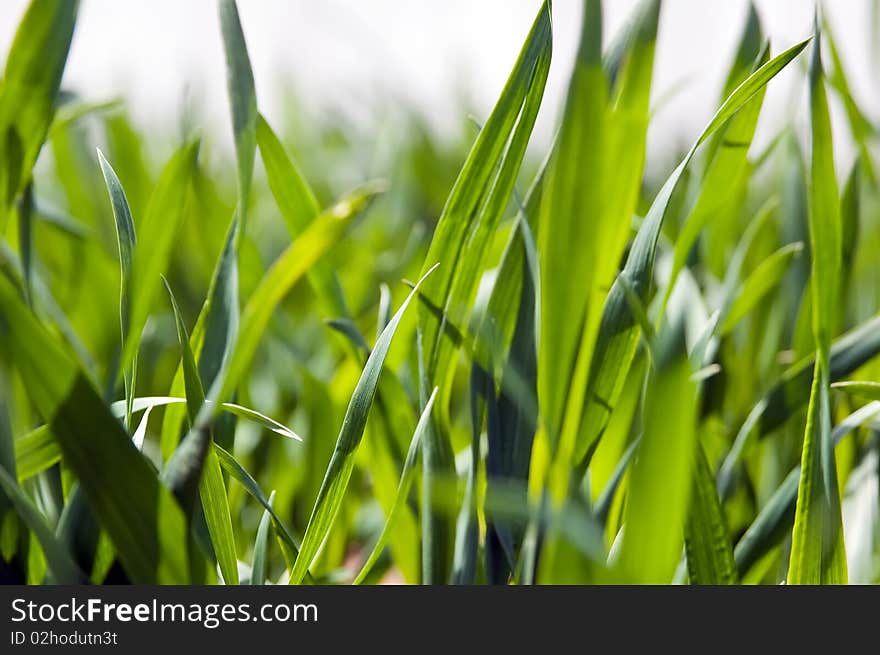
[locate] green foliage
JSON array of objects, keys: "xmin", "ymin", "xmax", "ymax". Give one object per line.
[{"xmin": 1, "ymin": 0, "xmax": 878, "ymax": 586}]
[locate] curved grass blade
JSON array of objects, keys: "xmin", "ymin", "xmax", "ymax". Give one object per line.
[
  {"xmin": 665, "ymin": 8, "xmax": 768, "ymax": 304},
  {"xmin": 719, "ymin": 242, "xmax": 804, "ymax": 335},
  {"xmin": 213, "ymin": 444, "xmax": 302, "ymax": 569},
  {"xmin": 289, "ymin": 264, "xmax": 438, "ymax": 584},
  {"xmin": 577, "ymin": 37, "xmax": 812, "ymax": 468},
  {"xmin": 354, "ymin": 388, "xmax": 437, "ymax": 585},
  {"xmin": 97, "ymin": 149, "xmax": 137, "ymax": 430}
]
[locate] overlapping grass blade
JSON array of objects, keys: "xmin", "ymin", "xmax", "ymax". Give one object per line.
[
  {"xmin": 576, "ymin": 37, "xmax": 810, "ymax": 467},
  {"xmin": 289, "ymin": 264, "xmax": 437, "ymax": 584},
  {"xmin": 734, "ymin": 402, "xmax": 880, "ymax": 577},
  {"xmin": 354, "ymin": 388, "xmax": 437, "ymax": 585},
  {"xmin": 417, "ymin": 0, "xmax": 551, "ymax": 398},
  {"xmin": 164, "ymin": 278, "xmax": 238, "ymax": 584},
  {"xmin": 0, "ymin": 275, "xmax": 195, "ymax": 583},
  {"xmin": 0, "ymin": 466, "xmax": 84, "ymax": 583}
]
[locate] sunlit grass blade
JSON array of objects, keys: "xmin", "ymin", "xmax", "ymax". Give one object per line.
[
  {"xmin": 615, "ymin": 322, "xmax": 698, "ymax": 583},
  {"xmin": 354, "ymin": 388, "xmax": 437, "ymax": 585},
  {"xmin": 788, "ymin": 18, "xmax": 847, "ymax": 584},
  {"xmin": 538, "ymin": 0, "xmax": 605, "ymax": 451},
  {"xmin": 0, "ymin": 0, "xmax": 79, "ymax": 222},
  {"xmin": 417, "ymin": 0, "xmax": 551, "ymax": 399},
  {"xmin": 289, "ymin": 264, "xmax": 438, "ymax": 584},
  {"xmin": 257, "ymin": 114, "xmax": 349, "ymax": 318},
  {"xmin": 577, "ymin": 37, "xmax": 811, "ymax": 468}
]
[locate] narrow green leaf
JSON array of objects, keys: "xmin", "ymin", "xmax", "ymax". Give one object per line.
[
  {"xmin": 219, "ymin": 0, "xmax": 257, "ymax": 217},
  {"xmin": 788, "ymin": 20, "xmax": 847, "ymax": 584},
  {"xmin": 0, "ymin": 0, "xmax": 79, "ymax": 219},
  {"xmin": 719, "ymin": 242, "xmax": 804, "ymax": 335},
  {"xmin": 250, "ymin": 490, "xmax": 274, "ymax": 585},
  {"xmin": 289, "ymin": 264, "xmax": 438, "ymax": 584},
  {"xmin": 418, "ymin": 0, "xmax": 551, "ymax": 400},
  {"xmin": 684, "ymin": 445, "xmax": 738, "ymax": 584},
  {"xmin": 354, "ymin": 388, "xmax": 437, "ymax": 585},
  {"xmin": 97, "ymin": 149, "xmax": 137, "ymax": 430},
  {"xmin": 0, "ymin": 275, "xmax": 194, "ymax": 584},
  {"xmin": 734, "ymin": 401, "xmax": 880, "ymax": 577},
  {"xmin": 577, "ymin": 37, "xmax": 811, "ymax": 467},
  {"xmin": 0, "ymin": 465, "xmax": 84, "ymax": 583},
  {"xmin": 617, "ymin": 322, "xmax": 698, "ymax": 583}
]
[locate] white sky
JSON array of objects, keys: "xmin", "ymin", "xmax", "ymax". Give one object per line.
[{"xmin": 0, "ymin": 1, "xmax": 876, "ymax": 164}]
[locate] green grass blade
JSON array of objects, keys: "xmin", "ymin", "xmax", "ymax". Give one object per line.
[
  {"xmin": 684, "ymin": 445, "xmax": 738, "ymax": 584},
  {"xmin": 250, "ymin": 490, "xmax": 274, "ymax": 585},
  {"xmin": 788, "ymin": 20, "xmax": 847, "ymax": 584},
  {"xmin": 289, "ymin": 264, "xmax": 438, "ymax": 584},
  {"xmin": 616, "ymin": 322, "xmax": 698, "ymax": 583},
  {"xmin": 538, "ymin": 0, "xmax": 605, "ymax": 447},
  {"xmin": 213, "ymin": 444, "xmax": 301, "ymax": 569},
  {"xmin": 719, "ymin": 242, "xmax": 804, "ymax": 335},
  {"xmin": 119, "ymin": 142, "xmax": 199, "ymax": 373},
  {"xmin": 734, "ymin": 401, "xmax": 880, "ymax": 577},
  {"xmin": 0, "ymin": 465, "xmax": 85, "ymax": 583},
  {"xmin": 576, "ymin": 37, "xmax": 811, "ymax": 467},
  {"xmin": 0, "ymin": 275, "xmax": 194, "ymax": 584},
  {"xmin": 163, "ymin": 274, "xmax": 237, "ymax": 584},
  {"xmin": 97, "ymin": 149, "xmax": 137, "ymax": 430},
  {"xmin": 219, "ymin": 0, "xmax": 257, "ymax": 218},
  {"xmin": 257, "ymin": 114, "xmax": 349, "ymax": 318},
  {"xmin": 0, "ymin": 0, "xmax": 79, "ymax": 220},
  {"xmin": 354, "ymin": 388, "xmax": 437, "ymax": 585},
  {"xmin": 417, "ymin": 0, "xmax": 551, "ymax": 397}
]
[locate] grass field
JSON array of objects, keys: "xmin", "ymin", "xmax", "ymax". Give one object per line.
[{"xmin": 1, "ymin": 0, "xmax": 879, "ymax": 585}]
